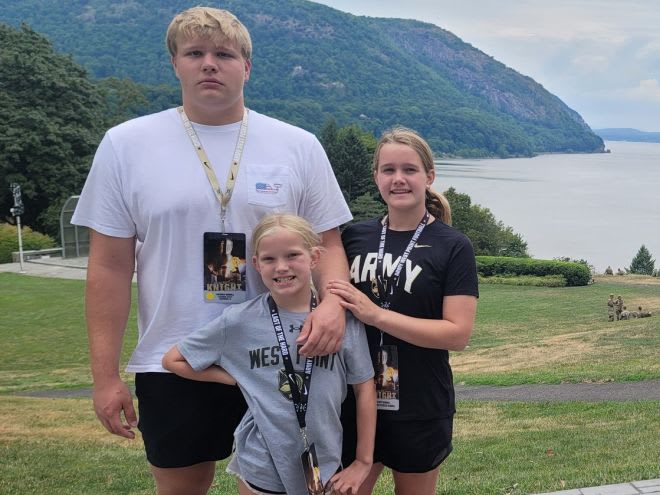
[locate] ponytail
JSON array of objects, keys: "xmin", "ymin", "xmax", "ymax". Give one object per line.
[{"xmin": 426, "ymin": 189, "xmax": 451, "ymax": 225}]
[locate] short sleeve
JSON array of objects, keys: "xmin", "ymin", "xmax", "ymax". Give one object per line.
[
  {"xmin": 342, "ymin": 315, "xmax": 375, "ymax": 384},
  {"xmin": 71, "ymin": 132, "xmax": 136, "ymax": 238},
  {"xmin": 177, "ymin": 314, "xmax": 228, "ymax": 371},
  {"xmin": 299, "ymin": 137, "xmax": 353, "ymax": 233},
  {"xmin": 444, "ymin": 234, "xmax": 479, "ymax": 298}
]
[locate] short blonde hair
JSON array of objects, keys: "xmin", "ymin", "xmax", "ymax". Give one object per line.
[
  {"xmin": 166, "ymin": 6, "xmax": 252, "ymax": 60},
  {"xmin": 252, "ymin": 214, "xmax": 322, "ymax": 255},
  {"xmin": 374, "ymin": 127, "xmax": 452, "ymax": 225}
]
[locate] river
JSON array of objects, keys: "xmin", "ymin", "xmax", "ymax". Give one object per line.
[{"xmin": 433, "ymin": 141, "xmax": 660, "ymax": 273}]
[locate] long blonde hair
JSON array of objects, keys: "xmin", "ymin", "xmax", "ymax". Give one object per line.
[{"xmin": 373, "ymin": 127, "xmax": 452, "ymax": 225}]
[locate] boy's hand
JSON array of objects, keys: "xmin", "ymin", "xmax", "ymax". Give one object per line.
[
  {"xmin": 297, "ymin": 295, "xmax": 345, "ymax": 357},
  {"xmin": 92, "ymin": 377, "xmax": 137, "ymax": 439}
]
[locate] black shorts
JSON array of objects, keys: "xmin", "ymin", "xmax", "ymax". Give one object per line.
[
  {"xmin": 342, "ymin": 398, "xmax": 453, "ymax": 473},
  {"xmin": 372, "ymin": 416, "xmax": 453, "ymax": 473},
  {"xmin": 135, "ymin": 372, "xmax": 247, "ymax": 468}
]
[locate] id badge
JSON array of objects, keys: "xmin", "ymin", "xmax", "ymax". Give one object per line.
[
  {"xmin": 374, "ymin": 345, "xmax": 400, "ymax": 411},
  {"xmin": 203, "ymin": 232, "xmax": 248, "ymax": 303},
  {"xmin": 300, "ymin": 443, "xmax": 325, "ymax": 495}
]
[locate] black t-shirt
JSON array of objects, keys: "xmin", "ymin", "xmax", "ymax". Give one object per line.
[{"xmin": 342, "ymin": 217, "xmax": 479, "ymax": 421}]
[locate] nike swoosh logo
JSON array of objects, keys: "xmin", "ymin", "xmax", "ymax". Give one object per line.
[{"xmin": 414, "ymin": 244, "xmax": 432, "ymax": 248}]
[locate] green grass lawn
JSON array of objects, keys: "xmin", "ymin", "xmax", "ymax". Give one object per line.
[
  {"xmin": 1, "ymin": 272, "xmax": 659, "ymax": 494},
  {"xmin": 453, "ymin": 276, "xmax": 660, "ymax": 385}
]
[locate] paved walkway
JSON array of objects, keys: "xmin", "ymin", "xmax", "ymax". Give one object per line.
[
  {"xmin": 0, "ymin": 255, "xmax": 136, "ymax": 281},
  {"xmin": 456, "ymin": 380, "xmax": 660, "ymax": 401},
  {"xmin": 2, "ymin": 257, "xmax": 659, "ymax": 495},
  {"xmin": 531, "ymin": 479, "xmax": 660, "ymax": 494},
  {"xmin": 0, "ymin": 255, "xmax": 89, "ymax": 279}
]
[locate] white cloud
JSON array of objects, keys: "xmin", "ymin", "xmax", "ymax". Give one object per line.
[
  {"xmin": 570, "ymin": 54, "xmax": 610, "ymax": 74},
  {"xmin": 627, "ymin": 79, "xmax": 660, "ymax": 102},
  {"xmin": 635, "ymin": 40, "xmax": 660, "ymax": 60}
]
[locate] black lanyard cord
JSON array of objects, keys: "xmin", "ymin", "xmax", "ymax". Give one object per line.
[
  {"xmin": 375, "ymin": 211, "xmax": 429, "ymax": 310},
  {"xmin": 267, "ymin": 293, "xmax": 317, "ymax": 432}
]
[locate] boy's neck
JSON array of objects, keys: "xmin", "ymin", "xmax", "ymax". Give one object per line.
[{"xmin": 182, "ymin": 100, "xmax": 245, "ymax": 126}]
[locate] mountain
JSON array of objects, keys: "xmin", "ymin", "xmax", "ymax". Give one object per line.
[
  {"xmin": 0, "ymin": 0, "xmax": 604, "ymax": 157},
  {"xmin": 595, "ymin": 128, "xmax": 660, "ymax": 143}
]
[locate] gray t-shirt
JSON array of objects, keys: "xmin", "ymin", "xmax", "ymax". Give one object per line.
[{"xmin": 178, "ymin": 292, "xmax": 374, "ymax": 495}]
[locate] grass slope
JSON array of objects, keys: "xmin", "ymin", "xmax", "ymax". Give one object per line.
[{"xmin": 1, "ymin": 272, "xmax": 658, "ymax": 494}]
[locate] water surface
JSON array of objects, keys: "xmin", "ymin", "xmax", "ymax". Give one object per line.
[{"xmin": 434, "ymin": 141, "xmax": 660, "ymax": 272}]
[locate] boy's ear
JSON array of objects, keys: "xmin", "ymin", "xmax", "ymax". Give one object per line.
[
  {"xmin": 171, "ymin": 56, "xmax": 180, "ymax": 79},
  {"xmin": 252, "ymin": 255, "xmax": 260, "ymax": 272}
]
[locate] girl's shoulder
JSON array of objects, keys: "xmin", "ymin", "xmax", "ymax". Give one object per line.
[
  {"xmin": 425, "ymin": 220, "xmax": 474, "ymax": 247},
  {"xmin": 222, "ymin": 293, "xmax": 269, "ymax": 323},
  {"xmin": 341, "ymin": 217, "xmax": 382, "ymax": 240}
]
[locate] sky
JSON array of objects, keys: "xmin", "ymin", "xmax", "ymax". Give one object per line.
[{"xmin": 313, "ymin": 0, "xmax": 660, "ymax": 132}]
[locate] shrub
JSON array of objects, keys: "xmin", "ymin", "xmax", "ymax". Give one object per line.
[
  {"xmin": 0, "ymin": 223, "xmax": 57, "ymax": 263},
  {"xmin": 479, "ymin": 274, "xmax": 566, "ymax": 287},
  {"xmin": 476, "ymin": 256, "xmax": 591, "ymax": 287}
]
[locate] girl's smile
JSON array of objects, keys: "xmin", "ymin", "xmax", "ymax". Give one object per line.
[
  {"xmin": 375, "ymin": 143, "xmax": 435, "ymax": 228},
  {"xmin": 252, "ymin": 229, "xmax": 319, "ymax": 312}
]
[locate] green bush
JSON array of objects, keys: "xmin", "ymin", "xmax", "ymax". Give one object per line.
[
  {"xmin": 479, "ymin": 274, "xmax": 567, "ymax": 287},
  {"xmin": 0, "ymin": 223, "xmax": 57, "ymax": 263},
  {"xmin": 476, "ymin": 256, "xmax": 591, "ymax": 287}
]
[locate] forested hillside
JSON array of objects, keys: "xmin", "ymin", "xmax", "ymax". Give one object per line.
[{"xmin": 0, "ymin": 0, "xmax": 604, "ymax": 157}]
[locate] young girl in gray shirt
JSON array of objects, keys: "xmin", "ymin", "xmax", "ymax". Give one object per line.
[{"xmin": 163, "ymin": 214, "xmax": 375, "ymax": 495}]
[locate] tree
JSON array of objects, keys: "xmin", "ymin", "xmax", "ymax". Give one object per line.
[
  {"xmin": 444, "ymin": 187, "xmax": 528, "ymax": 257},
  {"xmin": 348, "ymin": 193, "xmax": 386, "ymax": 225},
  {"xmin": 96, "ymin": 77, "xmax": 151, "ymax": 127},
  {"xmin": 320, "ymin": 120, "xmax": 377, "ymax": 203},
  {"xmin": 0, "ymin": 24, "xmax": 106, "ymax": 237},
  {"xmin": 628, "ymin": 245, "xmax": 655, "ymax": 275}
]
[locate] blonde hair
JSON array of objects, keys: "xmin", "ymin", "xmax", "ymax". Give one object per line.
[
  {"xmin": 373, "ymin": 127, "xmax": 452, "ymax": 225},
  {"xmin": 166, "ymin": 6, "xmax": 252, "ymax": 60},
  {"xmin": 251, "ymin": 214, "xmax": 322, "ymax": 255}
]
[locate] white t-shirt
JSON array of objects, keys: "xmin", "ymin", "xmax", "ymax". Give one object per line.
[{"xmin": 72, "ymin": 108, "xmax": 352, "ymax": 372}]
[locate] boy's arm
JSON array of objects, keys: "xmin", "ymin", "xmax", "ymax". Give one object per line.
[
  {"xmin": 298, "ymin": 227, "xmax": 348, "ymax": 357},
  {"xmin": 86, "ymin": 230, "xmax": 137, "ymax": 439},
  {"xmin": 162, "ymin": 346, "xmax": 236, "ymax": 385},
  {"xmin": 328, "ymin": 379, "xmax": 376, "ymax": 494}
]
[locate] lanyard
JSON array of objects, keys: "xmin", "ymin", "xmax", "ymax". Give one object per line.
[
  {"xmin": 375, "ymin": 212, "xmax": 429, "ymax": 344},
  {"xmin": 178, "ymin": 106, "xmax": 249, "ymax": 233},
  {"xmin": 267, "ymin": 293, "xmax": 317, "ymax": 448}
]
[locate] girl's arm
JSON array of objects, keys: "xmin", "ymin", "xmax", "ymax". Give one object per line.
[
  {"xmin": 327, "ymin": 280, "xmax": 477, "ymax": 350},
  {"xmin": 328, "ymin": 379, "xmax": 376, "ymax": 494},
  {"xmin": 162, "ymin": 346, "xmax": 236, "ymax": 385}
]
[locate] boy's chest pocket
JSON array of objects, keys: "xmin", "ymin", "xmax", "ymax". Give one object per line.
[{"xmin": 246, "ymin": 165, "xmax": 289, "ymax": 207}]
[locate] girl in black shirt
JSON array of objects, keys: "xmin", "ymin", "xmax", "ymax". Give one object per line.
[{"xmin": 328, "ymin": 127, "xmax": 478, "ymax": 494}]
